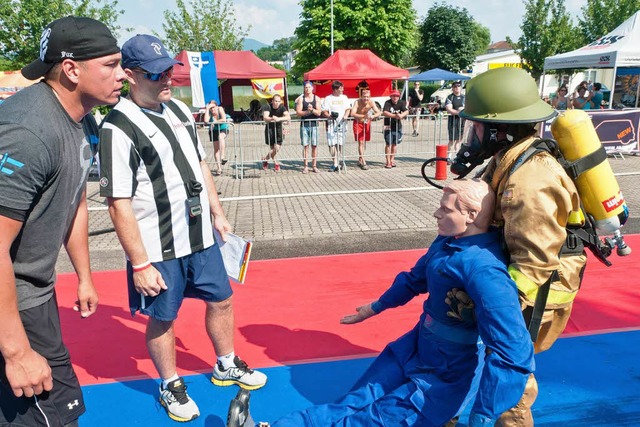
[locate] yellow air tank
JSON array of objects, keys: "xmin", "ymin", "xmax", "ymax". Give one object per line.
[{"xmin": 550, "ymin": 109, "xmax": 629, "ymax": 236}]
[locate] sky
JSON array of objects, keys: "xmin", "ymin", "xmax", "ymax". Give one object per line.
[{"xmin": 117, "ymin": 0, "xmax": 588, "ymax": 48}]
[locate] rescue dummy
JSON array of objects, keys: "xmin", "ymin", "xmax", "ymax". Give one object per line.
[{"xmin": 226, "ymin": 179, "xmax": 535, "ymax": 427}]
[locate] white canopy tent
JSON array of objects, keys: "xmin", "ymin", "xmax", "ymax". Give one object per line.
[{"xmin": 543, "ymin": 10, "xmax": 640, "ymax": 107}]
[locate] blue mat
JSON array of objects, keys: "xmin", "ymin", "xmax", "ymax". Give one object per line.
[{"xmin": 80, "ymin": 330, "xmax": 640, "ymax": 426}]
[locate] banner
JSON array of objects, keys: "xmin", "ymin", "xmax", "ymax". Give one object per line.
[
  {"xmin": 542, "ymin": 109, "xmax": 640, "ymax": 154},
  {"xmin": 186, "ymin": 51, "xmax": 219, "ymax": 108},
  {"xmin": 251, "ymin": 78, "xmax": 285, "ymax": 99}
]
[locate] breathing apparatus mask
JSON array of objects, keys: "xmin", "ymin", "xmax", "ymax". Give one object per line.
[{"xmin": 449, "ymin": 121, "xmax": 511, "ymax": 178}]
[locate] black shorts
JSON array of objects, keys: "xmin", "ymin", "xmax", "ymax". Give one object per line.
[
  {"xmin": 0, "ymin": 293, "xmax": 85, "ymax": 427},
  {"xmin": 264, "ymin": 124, "xmax": 283, "ymax": 146},
  {"xmin": 448, "ymin": 116, "xmax": 465, "ymax": 141}
]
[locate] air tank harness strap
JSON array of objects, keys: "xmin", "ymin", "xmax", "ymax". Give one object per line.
[{"xmin": 563, "ymin": 144, "xmax": 608, "ymax": 180}]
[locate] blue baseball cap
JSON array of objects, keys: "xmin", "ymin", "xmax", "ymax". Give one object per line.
[{"xmin": 121, "ymin": 34, "xmax": 182, "ymax": 73}]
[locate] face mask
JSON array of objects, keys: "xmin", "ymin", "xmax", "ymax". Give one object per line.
[{"xmin": 450, "ymin": 121, "xmax": 509, "ymax": 177}]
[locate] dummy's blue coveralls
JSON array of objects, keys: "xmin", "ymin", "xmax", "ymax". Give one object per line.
[{"xmin": 272, "ymin": 232, "xmax": 534, "ymax": 427}]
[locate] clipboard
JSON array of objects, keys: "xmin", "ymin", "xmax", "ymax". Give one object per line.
[{"xmin": 214, "ymin": 230, "xmax": 253, "ymax": 284}]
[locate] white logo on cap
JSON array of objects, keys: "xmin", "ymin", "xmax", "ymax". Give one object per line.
[
  {"xmin": 61, "ymin": 51, "xmax": 74, "ymax": 58},
  {"xmin": 151, "ymin": 42, "xmax": 162, "ymax": 56},
  {"xmin": 39, "ymin": 28, "xmax": 52, "ymax": 61}
]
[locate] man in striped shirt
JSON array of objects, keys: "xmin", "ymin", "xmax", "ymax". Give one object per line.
[{"xmin": 99, "ymin": 35, "xmax": 266, "ymax": 423}]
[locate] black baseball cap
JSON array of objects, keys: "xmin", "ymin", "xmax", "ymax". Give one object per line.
[
  {"xmin": 22, "ymin": 16, "xmax": 120, "ymax": 80},
  {"xmin": 121, "ymin": 34, "xmax": 183, "ymax": 73}
]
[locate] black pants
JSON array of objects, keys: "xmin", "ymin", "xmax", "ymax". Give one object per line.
[{"xmin": 0, "ymin": 293, "xmax": 85, "ymax": 427}]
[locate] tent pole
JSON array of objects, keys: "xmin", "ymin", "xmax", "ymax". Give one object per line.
[
  {"xmin": 539, "ymin": 71, "xmax": 547, "ymax": 97},
  {"xmin": 611, "ymin": 65, "xmax": 618, "ymax": 108}
]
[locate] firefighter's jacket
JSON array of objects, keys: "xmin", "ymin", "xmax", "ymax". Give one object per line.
[{"xmin": 483, "ymin": 135, "xmax": 588, "ymax": 309}]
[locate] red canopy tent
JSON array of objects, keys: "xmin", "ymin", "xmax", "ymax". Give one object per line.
[
  {"xmin": 303, "ymin": 49, "xmax": 409, "ymax": 98},
  {"xmin": 172, "ymin": 50, "xmax": 286, "ymax": 117}
]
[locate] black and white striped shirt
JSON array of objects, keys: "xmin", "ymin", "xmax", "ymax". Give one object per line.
[{"xmin": 99, "ymin": 97, "xmax": 214, "ymax": 261}]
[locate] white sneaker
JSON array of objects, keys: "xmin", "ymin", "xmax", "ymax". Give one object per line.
[
  {"xmin": 159, "ymin": 377, "xmax": 200, "ymax": 422},
  {"xmin": 212, "ymin": 356, "xmax": 267, "ymax": 390}
]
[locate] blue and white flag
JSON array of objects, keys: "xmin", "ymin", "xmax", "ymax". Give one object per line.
[{"xmin": 186, "ymin": 51, "xmax": 218, "ymax": 108}]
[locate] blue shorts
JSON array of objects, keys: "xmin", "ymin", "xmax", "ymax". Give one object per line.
[
  {"xmin": 384, "ymin": 129, "xmax": 403, "ymax": 145},
  {"xmin": 127, "ymin": 244, "xmax": 232, "ymax": 321},
  {"xmin": 300, "ymin": 123, "xmax": 318, "ymax": 146}
]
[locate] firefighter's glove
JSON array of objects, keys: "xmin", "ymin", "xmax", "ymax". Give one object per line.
[{"xmin": 445, "ymin": 288, "xmax": 475, "ymax": 322}]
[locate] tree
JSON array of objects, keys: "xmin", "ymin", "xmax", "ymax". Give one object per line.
[
  {"xmin": 256, "ymin": 37, "xmax": 297, "ymax": 62},
  {"xmin": 508, "ymin": 0, "xmax": 582, "ymax": 81},
  {"xmin": 0, "ymin": 0, "xmax": 124, "ymax": 69},
  {"xmin": 161, "ymin": 0, "xmax": 249, "ymax": 53},
  {"xmin": 471, "ymin": 22, "xmax": 491, "ymax": 57},
  {"xmin": 415, "ymin": 4, "xmax": 479, "ymax": 73},
  {"xmin": 579, "ymin": 0, "xmax": 640, "ymax": 43},
  {"xmin": 293, "ymin": 0, "xmax": 418, "ymax": 77}
]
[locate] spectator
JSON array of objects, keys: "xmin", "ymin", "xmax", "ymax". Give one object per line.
[
  {"xmin": 0, "ymin": 16, "xmax": 123, "ymax": 426},
  {"xmin": 262, "ymin": 94, "xmax": 290, "ymax": 172},
  {"xmin": 551, "ymin": 86, "xmax": 570, "ymax": 110},
  {"xmin": 295, "ymin": 81, "xmax": 322, "ymax": 173},
  {"xmin": 99, "ymin": 34, "xmax": 266, "ymax": 423},
  {"xmin": 408, "ymin": 81, "xmax": 424, "ymax": 136},
  {"xmin": 382, "ymin": 89, "xmax": 409, "ymax": 168},
  {"xmin": 445, "ymin": 81, "xmax": 465, "ymax": 155},
  {"xmin": 321, "ymin": 80, "xmax": 351, "ymax": 172},
  {"xmin": 227, "ymin": 179, "xmax": 534, "ymax": 427},
  {"xmin": 205, "ymin": 99, "xmax": 230, "ymax": 176},
  {"xmin": 350, "ymin": 83, "xmax": 381, "ymax": 170},
  {"xmin": 572, "ymin": 85, "xmax": 592, "ymax": 110},
  {"xmin": 590, "ymin": 83, "xmax": 604, "ymax": 109}
]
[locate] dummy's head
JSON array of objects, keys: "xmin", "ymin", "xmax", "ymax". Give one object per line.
[{"xmin": 434, "ymin": 179, "xmax": 495, "ymax": 238}]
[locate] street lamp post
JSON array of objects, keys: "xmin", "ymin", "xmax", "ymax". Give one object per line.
[{"xmin": 330, "ymin": 0, "xmax": 334, "ymax": 55}]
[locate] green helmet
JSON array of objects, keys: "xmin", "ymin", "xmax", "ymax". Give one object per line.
[{"xmin": 460, "ymin": 67, "xmax": 557, "ymax": 123}]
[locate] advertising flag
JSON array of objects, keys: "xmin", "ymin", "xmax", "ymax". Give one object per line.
[
  {"xmin": 251, "ymin": 78, "xmax": 285, "ymax": 99},
  {"xmin": 186, "ymin": 51, "xmax": 219, "ymax": 107}
]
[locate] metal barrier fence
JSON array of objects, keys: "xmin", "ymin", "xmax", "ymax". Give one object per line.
[{"xmin": 197, "ymin": 113, "xmax": 465, "ymax": 178}]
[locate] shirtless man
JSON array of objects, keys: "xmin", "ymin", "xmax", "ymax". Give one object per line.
[{"xmin": 350, "ymin": 88, "xmax": 381, "ymax": 170}]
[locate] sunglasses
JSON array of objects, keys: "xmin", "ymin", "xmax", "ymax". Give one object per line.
[{"xmin": 136, "ymin": 67, "xmax": 174, "ymax": 82}]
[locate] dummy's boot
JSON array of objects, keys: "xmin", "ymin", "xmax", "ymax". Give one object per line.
[{"xmin": 227, "ymin": 389, "xmax": 253, "ymax": 427}]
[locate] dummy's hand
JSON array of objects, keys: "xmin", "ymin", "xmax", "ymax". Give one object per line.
[
  {"xmin": 74, "ymin": 279, "xmax": 99, "ymax": 318},
  {"xmin": 133, "ymin": 266, "xmax": 168, "ymax": 297},
  {"xmin": 340, "ymin": 303, "xmax": 376, "ymax": 324},
  {"xmin": 4, "ymin": 349, "xmax": 53, "ymax": 397},
  {"xmin": 445, "ymin": 288, "xmax": 475, "ymax": 322}
]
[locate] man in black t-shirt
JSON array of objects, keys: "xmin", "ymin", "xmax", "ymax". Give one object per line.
[
  {"xmin": 0, "ymin": 17, "xmax": 124, "ymax": 426},
  {"xmin": 408, "ymin": 81, "xmax": 424, "ymax": 136},
  {"xmin": 262, "ymin": 94, "xmax": 291, "ymax": 172},
  {"xmin": 445, "ymin": 81, "xmax": 466, "ymax": 154},
  {"xmin": 382, "ymin": 90, "xmax": 409, "ymax": 168}
]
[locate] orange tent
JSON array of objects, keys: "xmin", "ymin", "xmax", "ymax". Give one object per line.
[{"xmin": 0, "ymin": 71, "xmax": 37, "ymax": 96}]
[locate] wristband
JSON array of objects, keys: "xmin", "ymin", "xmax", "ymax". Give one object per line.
[{"xmin": 132, "ymin": 260, "xmax": 151, "ymax": 272}]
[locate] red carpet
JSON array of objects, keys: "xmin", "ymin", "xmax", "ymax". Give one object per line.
[{"xmin": 55, "ymin": 234, "xmax": 640, "ymax": 386}]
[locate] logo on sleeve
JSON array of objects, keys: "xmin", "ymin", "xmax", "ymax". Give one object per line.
[
  {"xmin": 99, "ymin": 177, "xmax": 109, "ymax": 187},
  {"xmin": 0, "ymin": 153, "xmax": 24, "ymax": 176}
]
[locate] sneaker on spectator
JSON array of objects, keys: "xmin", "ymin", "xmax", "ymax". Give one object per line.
[
  {"xmin": 212, "ymin": 356, "xmax": 267, "ymax": 390},
  {"xmin": 159, "ymin": 377, "xmax": 200, "ymax": 422},
  {"xmin": 262, "ymin": 160, "xmax": 268, "ymax": 170},
  {"xmin": 274, "ymin": 164, "xmax": 281, "ymax": 172}
]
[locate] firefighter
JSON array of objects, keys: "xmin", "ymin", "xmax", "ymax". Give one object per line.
[{"xmin": 452, "ymin": 67, "xmax": 588, "ymax": 426}]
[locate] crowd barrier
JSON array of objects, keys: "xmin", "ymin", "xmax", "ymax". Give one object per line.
[{"xmin": 197, "ymin": 113, "xmax": 465, "ymax": 178}]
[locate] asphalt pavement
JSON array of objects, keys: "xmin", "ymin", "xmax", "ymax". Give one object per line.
[{"xmin": 55, "ymin": 131, "xmax": 640, "ymax": 273}]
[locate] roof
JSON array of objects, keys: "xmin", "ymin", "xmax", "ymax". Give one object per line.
[
  {"xmin": 172, "ymin": 50, "xmax": 285, "ymax": 86},
  {"xmin": 304, "ymin": 49, "xmax": 408, "ymax": 80},
  {"xmin": 545, "ymin": 11, "xmax": 640, "ymax": 69}
]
